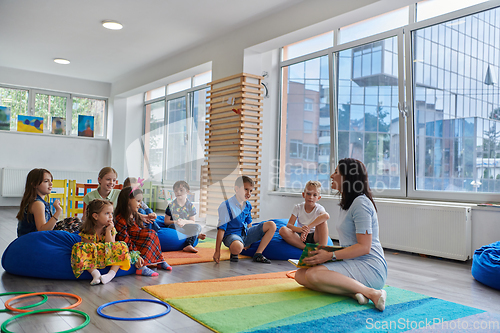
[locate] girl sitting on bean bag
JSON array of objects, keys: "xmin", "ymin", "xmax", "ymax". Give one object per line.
[
  {"xmin": 17, "ymin": 168, "xmax": 81, "ymax": 237},
  {"xmin": 71, "ymin": 199, "xmax": 131, "ymax": 285},
  {"xmin": 114, "ymin": 187, "xmax": 171, "ymax": 276}
]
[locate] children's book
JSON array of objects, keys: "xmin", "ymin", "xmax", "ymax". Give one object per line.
[{"xmin": 288, "ymin": 243, "xmax": 344, "ymax": 268}]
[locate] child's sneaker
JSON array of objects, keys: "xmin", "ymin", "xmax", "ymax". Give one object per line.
[
  {"xmin": 253, "ymin": 253, "xmax": 271, "ymax": 264},
  {"xmin": 230, "ymin": 254, "xmax": 239, "ymax": 262}
]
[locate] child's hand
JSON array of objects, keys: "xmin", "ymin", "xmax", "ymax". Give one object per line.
[
  {"xmin": 213, "ymin": 250, "xmax": 220, "ymax": 263},
  {"xmin": 140, "ymin": 214, "xmax": 152, "ymax": 224},
  {"xmin": 176, "ymin": 219, "xmax": 187, "ymax": 228},
  {"xmin": 148, "ymin": 212, "xmax": 157, "ymax": 220},
  {"xmin": 53, "ymin": 200, "xmax": 62, "ymax": 213},
  {"xmin": 106, "ymin": 221, "xmax": 114, "ymax": 231},
  {"xmin": 134, "ymin": 256, "xmax": 144, "ymax": 269}
]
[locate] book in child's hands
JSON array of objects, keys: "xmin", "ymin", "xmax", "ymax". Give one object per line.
[{"xmin": 288, "ymin": 243, "xmax": 344, "ymax": 268}]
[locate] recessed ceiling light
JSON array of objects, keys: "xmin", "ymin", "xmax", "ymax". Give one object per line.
[
  {"xmin": 102, "ymin": 20, "xmax": 123, "ymax": 30},
  {"xmin": 54, "ymin": 58, "xmax": 70, "ymax": 65}
]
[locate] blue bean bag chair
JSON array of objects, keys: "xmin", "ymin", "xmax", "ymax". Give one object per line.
[
  {"xmin": 240, "ymin": 219, "xmax": 333, "ymax": 260},
  {"xmin": 472, "ymin": 241, "xmax": 500, "ymax": 290},
  {"xmin": 155, "ymin": 215, "xmax": 199, "ymax": 251},
  {"xmin": 1, "ymin": 231, "xmax": 135, "ymax": 280}
]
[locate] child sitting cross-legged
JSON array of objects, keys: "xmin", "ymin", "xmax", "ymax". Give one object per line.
[
  {"xmin": 164, "ymin": 180, "xmax": 206, "ymax": 253},
  {"xmin": 123, "ymin": 177, "xmax": 159, "ymax": 231},
  {"xmin": 71, "ymin": 199, "xmax": 131, "ymax": 285},
  {"xmin": 279, "ymin": 180, "xmax": 330, "ymax": 249},
  {"xmin": 213, "ymin": 176, "xmax": 276, "ymax": 264},
  {"xmin": 114, "ymin": 187, "xmax": 171, "ymax": 276}
]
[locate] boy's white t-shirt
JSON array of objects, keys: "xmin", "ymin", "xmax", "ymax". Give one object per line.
[{"xmin": 291, "ymin": 202, "xmax": 326, "ymax": 233}]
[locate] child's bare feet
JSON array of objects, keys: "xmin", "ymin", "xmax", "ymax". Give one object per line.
[
  {"xmin": 183, "ymin": 245, "xmax": 198, "ymax": 253},
  {"xmin": 198, "ymin": 233, "xmax": 206, "ymax": 240}
]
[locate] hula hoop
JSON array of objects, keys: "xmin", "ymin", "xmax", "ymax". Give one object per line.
[
  {"xmin": 1, "ymin": 308, "xmax": 90, "ymax": 333},
  {"xmin": 0, "ymin": 292, "xmax": 48, "ymax": 313},
  {"xmin": 97, "ymin": 299, "xmax": 171, "ymax": 320},
  {"xmin": 4, "ymin": 292, "xmax": 82, "ymax": 313}
]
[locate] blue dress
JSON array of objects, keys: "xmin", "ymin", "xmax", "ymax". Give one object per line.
[
  {"xmin": 323, "ymin": 195, "xmax": 387, "ymax": 290},
  {"xmin": 17, "ymin": 195, "xmax": 51, "ymax": 237}
]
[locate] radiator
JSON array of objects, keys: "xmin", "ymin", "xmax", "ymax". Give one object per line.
[
  {"xmin": 376, "ymin": 200, "xmax": 472, "ymax": 261},
  {"xmin": 1, "ymin": 168, "xmax": 99, "ymax": 197}
]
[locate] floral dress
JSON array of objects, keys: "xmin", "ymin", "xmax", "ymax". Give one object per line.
[{"xmin": 71, "ymin": 228, "xmax": 131, "ymax": 278}]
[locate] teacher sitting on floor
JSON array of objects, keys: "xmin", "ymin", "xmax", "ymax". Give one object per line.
[{"xmin": 294, "ymin": 158, "xmax": 388, "ymax": 311}]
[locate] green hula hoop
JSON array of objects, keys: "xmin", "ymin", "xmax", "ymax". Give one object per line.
[
  {"xmin": 1, "ymin": 308, "xmax": 90, "ymax": 333},
  {"xmin": 0, "ymin": 292, "xmax": 48, "ymax": 313}
]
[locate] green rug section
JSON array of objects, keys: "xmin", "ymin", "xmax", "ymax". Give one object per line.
[
  {"xmin": 154, "ymin": 273, "xmax": 494, "ymax": 333},
  {"xmin": 238, "ymin": 285, "xmax": 430, "ymax": 332},
  {"xmin": 177, "ymin": 292, "xmax": 345, "ymax": 333}
]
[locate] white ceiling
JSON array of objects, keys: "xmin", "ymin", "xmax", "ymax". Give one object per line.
[{"xmin": 0, "ymin": 0, "xmax": 304, "ymax": 83}]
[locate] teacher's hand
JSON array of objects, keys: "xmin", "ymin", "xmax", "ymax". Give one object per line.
[{"xmin": 302, "ymin": 249, "xmax": 333, "ymax": 266}]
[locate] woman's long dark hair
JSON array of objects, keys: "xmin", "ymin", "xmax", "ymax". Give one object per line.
[
  {"xmin": 16, "ymin": 168, "xmax": 52, "ymax": 221},
  {"xmin": 337, "ymin": 158, "xmax": 377, "ymax": 211},
  {"xmin": 114, "ymin": 186, "xmax": 143, "ymax": 227}
]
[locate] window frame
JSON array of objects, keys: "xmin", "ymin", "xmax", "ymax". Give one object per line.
[
  {"xmin": 143, "ymin": 85, "xmax": 208, "ymax": 186},
  {"xmin": 406, "ymin": 0, "xmax": 500, "ymax": 202},
  {"xmin": 0, "ymin": 84, "xmax": 108, "ymax": 138},
  {"xmin": 277, "ymin": 0, "xmax": 500, "ymax": 202},
  {"xmin": 278, "ymin": 28, "xmax": 407, "ymax": 198}
]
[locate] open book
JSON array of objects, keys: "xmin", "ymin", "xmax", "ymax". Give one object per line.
[{"xmin": 288, "ymin": 243, "xmax": 344, "ymax": 268}]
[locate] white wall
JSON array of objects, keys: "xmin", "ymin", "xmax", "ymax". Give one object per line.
[
  {"xmin": 0, "ymin": 66, "xmax": 111, "ymax": 97},
  {"xmin": 0, "ymin": 131, "xmax": 110, "ymax": 206}
]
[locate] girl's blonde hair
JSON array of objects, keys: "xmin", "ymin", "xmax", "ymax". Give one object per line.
[
  {"xmin": 98, "ymin": 167, "xmax": 118, "ymax": 181},
  {"xmin": 16, "ymin": 168, "xmax": 52, "ymax": 221},
  {"xmin": 82, "ymin": 199, "xmax": 113, "ymax": 234}
]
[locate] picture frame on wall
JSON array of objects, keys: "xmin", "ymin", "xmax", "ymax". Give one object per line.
[
  {"xmin": 0, "ymin": 106, "xmax": 10, "ymax": 131},
  {"xmin": 17, "ymin": 115, "xmax": 43, "ymax": 133},
  {"xmin": 78, "ymin": 115, "xmax": 94, "ymax": 137},
  {"xmin": 51, "ymin": 117, "xmax": 66, "ymax": 135}
]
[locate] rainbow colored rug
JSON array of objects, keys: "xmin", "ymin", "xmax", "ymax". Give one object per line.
[
  {"xmin": 142, "ymin": 271, "xmax": 500, "ymax": 333},
  {"xmin": 162, "ymin": 238, "xmax": 250, "ymax": 266}
]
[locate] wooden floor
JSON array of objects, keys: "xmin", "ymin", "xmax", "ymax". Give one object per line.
[{"xmin": 1, "ymin": 206, "xmax": 499, "ymax": 332}]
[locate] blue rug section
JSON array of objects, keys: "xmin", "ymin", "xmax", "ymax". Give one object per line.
[{"xmin": 247, "ymin": 297, "xmax": 486, "ymax": 333}]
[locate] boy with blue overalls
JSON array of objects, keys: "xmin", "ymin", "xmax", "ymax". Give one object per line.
[{"xmin": 213, "ymin": 176, "xmax": 276, "ymax": 263}]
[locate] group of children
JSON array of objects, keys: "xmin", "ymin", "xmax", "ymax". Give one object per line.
[{"xmin": 16, "ymin": 167, "xmax": 330, "ymax": 286}]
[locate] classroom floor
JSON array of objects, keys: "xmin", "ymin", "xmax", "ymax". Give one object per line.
[{"xmin": 0, "ymin": 206, "xmax": 499, "ymax": 332}]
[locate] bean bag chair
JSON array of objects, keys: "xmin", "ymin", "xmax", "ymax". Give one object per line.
[
  {"xmin": 1, "ymin": 231, "xmax": 135, "ymax": 280},
  {"xmin": 240, "ymin": 219, "xmax": 334, "ymax": 260},
  {"xmin": 472, "ymin": 241, "xmax": 500, "ymax": 290},
  {"xmin": 155, "ymin": 215, "xmax": 199, "ymax": 251}
]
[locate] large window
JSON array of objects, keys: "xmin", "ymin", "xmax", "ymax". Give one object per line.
[
  {"xmin": 280, "ymin": 55, "xmax": 330, "ymax": 191},
  {"xmin": 337, "ymin": 36, "xmax": 400, "ymax": 190},
  {"xmin": 71, "ymin": 97, "xmax": 106, "ymax": 137},
  {"xmin": 279, "ymin": 0, "xmax": 500, "ymax": 200},
  {"xmin": 412, "ymin": 6, "xmax": 500, "ymax": 193},
  {"xmin": 0, "ymin": 87, "xmax": 28, "ymax": 130},
  {"xmin": 143, "ymin": 88, "xmax": 208, "ymax": 185},
  {"xmin": 144, "ymin": 100, "xmax": 165, "ymax": 182},
  {"xmin": 0, "ymin": 86, "xmax": 106, "ymax": 137}
]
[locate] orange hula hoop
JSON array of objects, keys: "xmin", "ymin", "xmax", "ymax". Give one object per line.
[{"xmin": 4, "ymin": 292, "xmax": 82, "ymax": 313}]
